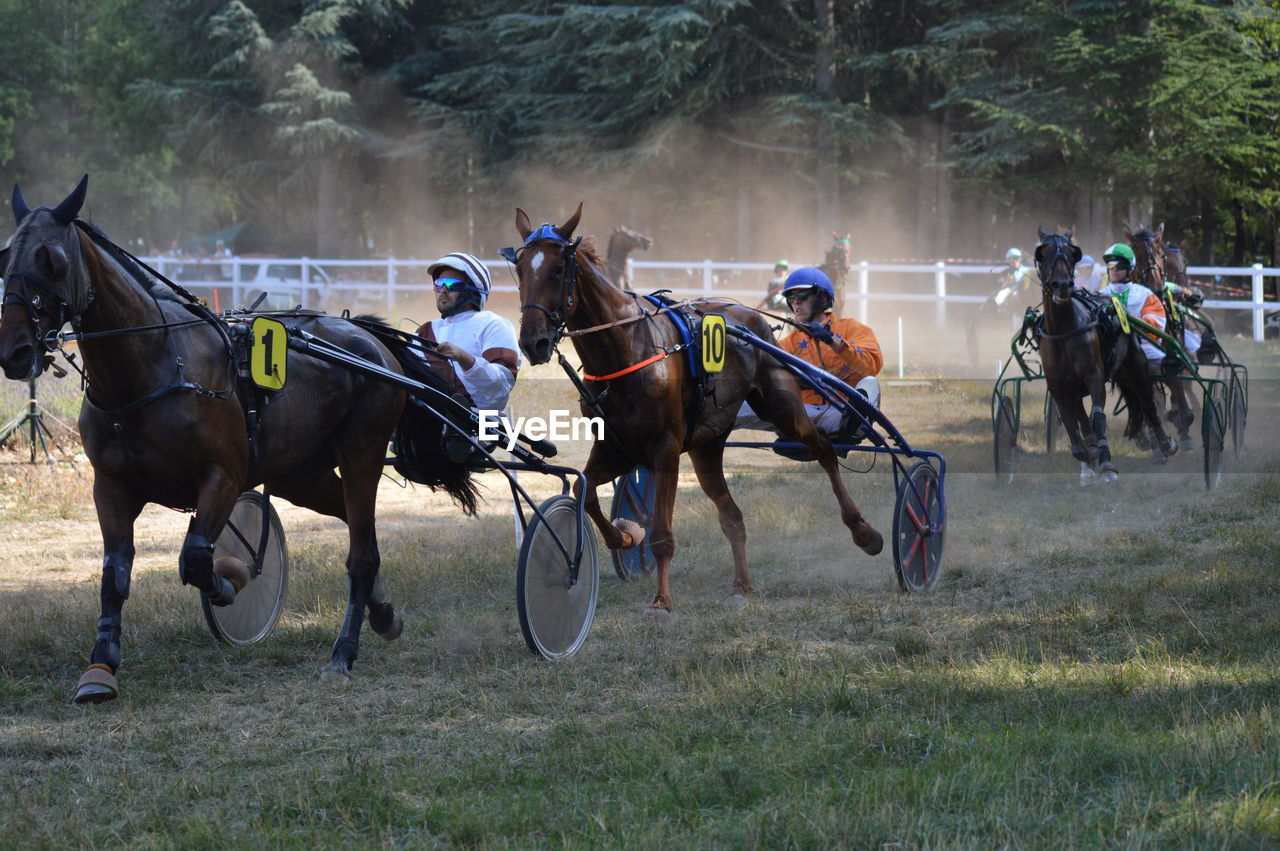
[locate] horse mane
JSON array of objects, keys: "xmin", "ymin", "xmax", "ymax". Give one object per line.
[{"xmin": 76, "ymin": 219, "xmax": 185, "ymax": 305}]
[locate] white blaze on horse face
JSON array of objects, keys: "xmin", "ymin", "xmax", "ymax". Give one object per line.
[{"xmin": 529, "ymin": 249, "xmax": 545, "ymax": 275}]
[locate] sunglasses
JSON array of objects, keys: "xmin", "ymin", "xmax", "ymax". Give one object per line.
[
  {"xmin": 433, "ymin": 277, "xmax": 467, "ymax": 292},
  {"xmin": 784, "ymin": 289, "xmax": 815, "ymax": 303}
]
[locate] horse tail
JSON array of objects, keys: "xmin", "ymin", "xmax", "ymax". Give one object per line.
[{"xmin": 351, "ymin": 316, "xmax": 482, "ymax": 515}]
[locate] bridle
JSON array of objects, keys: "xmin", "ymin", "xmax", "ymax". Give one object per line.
[
  {"xmin": 0, "ymin": 225, "xmax": 94, "ymax": 354},
  {"xmin": 1035, "ymin": 233, "xmax": 1078, "ymax": 301},
  {"xmin": 500, "ymin": 224, "xmax": 583, "ymax": 342},
  {"xmin": 1130, "ymin": 234, "xmax": 1165, "ymax": 291}
]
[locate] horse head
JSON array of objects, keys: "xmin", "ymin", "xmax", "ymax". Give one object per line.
[
  {"xmin": 612, "ymin": 225, "xmax": 652, "ymax": 252},
  {"xmin": 1163, "ymin": 239, "xmax": 1189, "ymax": 287},
  {"xmin": 1125, "ymin": 223, "xmax": 1165, "ymax": 291},
  {"xmin": 1034, "ymin": 226, "xmax": 1082, "ymax": 305},
  {"xmin": 509, "ymin": 202, "xmax": 584, "ymax": 365},
  {"xmin": 0, "ymin": 175, "xmax": 90, "ymax": 380}
]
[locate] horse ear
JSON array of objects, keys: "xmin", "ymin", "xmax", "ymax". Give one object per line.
[
  {"xmin": 1065, "ymin": 226, "xmax": 1074, "ymax": 241},
  {"xmin": 11, "ymin": 184, "xmax": 29, "ymax": 225},
  {"xmin": 556, "ymin": 202, "xmax": 583, "ymax": 239},
  {"xmin": 1123, "ymin": 226, "xmax": 1134, "ymax": 241},
  {"xmin": 1037, "ymin": 226, "xmax": 1047, "ymax": 240},
  {"xmin": 51, "ymin": 174, "xmax": 88, "ymax": 226},
  {"xmin": 515, "ymin": 208, "xmax": 532, "ymax": 240},
  {"xmin": 1154, "ymin": 222, "xmax": 1164, "ymax": 239}
]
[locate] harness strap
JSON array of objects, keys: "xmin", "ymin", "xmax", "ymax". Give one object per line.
[{"xmin": 582, "ymin": 350, "xmax": 669, "ymax": 382}]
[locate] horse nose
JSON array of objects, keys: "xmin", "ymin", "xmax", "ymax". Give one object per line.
[
  {"xmin": 0, "ymin": 341, "xmax": 37, "ymax": 380},
  {"xmin": 527, "ymin": 336, "xmax": 552, "ymax": 365}
]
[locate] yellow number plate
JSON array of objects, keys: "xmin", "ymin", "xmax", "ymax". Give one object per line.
[
  {"xmin": 250, "ymin": 317, "xmax": 288, "ymax": 390},
  {"xmin": 700, "ymin": 314, "xmax": 727, "ymax": 373},
  {"xmin": 1110, "ymin": 296, "xmax": 1131, "ymax": 334}
]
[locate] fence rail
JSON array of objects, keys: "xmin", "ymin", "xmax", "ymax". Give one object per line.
[{"xmin": 144, "ymin": 256, "xmax": 1280, "ymax": 341}]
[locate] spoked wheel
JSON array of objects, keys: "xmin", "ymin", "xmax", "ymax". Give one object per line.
[
  {"xmin": 1044, "ymin": 393, "xmax": 1064, "ymax": 454},
  {"xmin": 1229, "ymin": 371, "xmax": 1247, "ymax": 458},
  {"xmin": 1202, "ymin": 394, "xmax": 1225, "ymax": 491},
  {"xmin": 993, "ymin": 394, "xmax": 1018, "ymax": 483},
  {"xmin": 609, "ymin": 467, "xmax": 654, "ymax": 581},
  {"xmin": 201, "ymin": 491, "xmax": 288, "ymax": 646},
  {"xmin": 892, "ymin": 461, "xmax": 945, "ymax": 592},
  {"xmin": 517, "ymin": 494, "xmax": 598, "ymax": 659}
]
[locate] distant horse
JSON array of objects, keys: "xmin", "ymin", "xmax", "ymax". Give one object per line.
[
  {"xmin": 1163, "ymin": 239, "xmax": 1189, "ymax": 288},
  {"xmin": 1128, "ymin": 224, "xmax": 1196, "ymax": 451},
  {"xmin": 0, "ymin": 176, "xmax": 475, "ymax": 703},
  {"xmin": 605, "ymin": 225, "xmax": 653, "ymax": 287},
  {"xmin": 818, "ymin": 232, "xmax": 851, "ymax": 316},
  {"xmin": 1033, "ymin": 227, "xmax": 1175, "ymax": 483},
  {"xmin": 512, "ymin": 204, "xmax": 882, "ymax": 616}
]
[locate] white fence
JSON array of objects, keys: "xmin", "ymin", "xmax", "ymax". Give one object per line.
[{"xmin": 145, "ymin": 255, "xmax": 1280, "ymax": 341}]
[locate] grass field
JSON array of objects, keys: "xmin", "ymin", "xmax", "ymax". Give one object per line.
[{"xmin": 0, "ymin": 335, "xmax": 1277, "ymax": 847}]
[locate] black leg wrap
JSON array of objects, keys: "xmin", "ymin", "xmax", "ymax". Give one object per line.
[
  {"xmin": 1091, "ymin": 410, "xmax": 1107, "ymax": 439},
  {"xmin": 104, "ymin": 550, "xmax": 133, "ymax": 600},
  {"xmin": 180, "ymin": 533, "xmax": 235, "ymax": 606}
]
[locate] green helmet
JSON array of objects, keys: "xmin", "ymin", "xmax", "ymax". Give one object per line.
[{"xmin": 1103, "ymin": 243, "xmax": 1135, "ymax": 266}]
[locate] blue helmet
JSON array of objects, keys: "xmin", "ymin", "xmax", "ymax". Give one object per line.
[
  {"xmin": 781, "ymin": 267, "xmax": 835, "ymax": 305},
  {"xmin": 1079, "ymin": 254, "xmax": 1095, "ymax": 267}
]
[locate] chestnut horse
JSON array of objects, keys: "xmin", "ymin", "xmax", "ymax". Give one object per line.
[
  {"xmin": 818, "ymin": 233, "xmax": 851, "ymax": 316},
  {"xmin": 1034, "ymin": 227, "xmax": 1174, "ymax": 483},
  {"xmin": 511, "ymin": 204, "xmax": 882, "ymax": 616},
  {"xmin": 1128, "ymin": 224, "xmax": 1196, "ymax": 451},
  {"xmin": 0, "ymin": 176, "xmax": 475, "ymax": 702}
]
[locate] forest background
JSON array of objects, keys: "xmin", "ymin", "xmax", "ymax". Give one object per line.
[{"xmin": 2, "ymin": 0, "xmax": 1278, "ymax": 267}]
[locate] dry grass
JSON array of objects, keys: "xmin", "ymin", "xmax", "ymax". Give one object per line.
[{"xmin": 0, "ymin": 336, "xmax": 1277, "ymax": 846}]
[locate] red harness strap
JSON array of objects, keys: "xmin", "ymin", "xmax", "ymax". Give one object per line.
[{"xmin": 582, "ymin": 350, "xmax": 669, "ymax": 382}]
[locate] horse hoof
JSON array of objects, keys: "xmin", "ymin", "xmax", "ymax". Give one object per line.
[
  {"xmin": 73, "ymin": 664, "xmax": 118, "ymax": 704},
  {"xmin": 857, "ymin": 527, "xmax": 884, "ymax": 557},
  {"xmin": 1134, "ymin": 433, "xmax": 1150, "ymax": 450},
  {"xmin": 204, "ymin": 575, "xmax": 237, "ymax": 607},
  {"xmin": 642, "ymin": 605, "xmax": 672, "ymax": 621},
  {"xmin": 611, "ymin": 518, "xmax": 645, "ymax": 550},
  {"xmin": 1162, "ymin": 438, "xmax": 1179, "ymax": 457},
  {"xmin": 1180, "ymin": 436, "xmax": 1196, "ymax": 453},
  {"xmin": 1100, "ymin": 470, "xmax": 1119, "ymax": 484},
  {"xmin": 724, "ymin": 593, "xmax": 749, "ymax": 610},
  {"xmin": 1080, "ymin": 469, "xmax": 1097, "ymax": 486},
  {"xmin": 319, "ymin": 662, "xmax": 353, "ymax": 681},
  {"xmin": 213, "ymin": 556, "xmax": 251, "ymax": 594},
  {"xmin": 370, "ymin": 606, "xmax": 403, "ymax": 641}
]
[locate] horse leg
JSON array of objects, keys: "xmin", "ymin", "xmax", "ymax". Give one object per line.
[
  {"xmin": 74, "ymin": 479, "xmax": 145, "ymax": 704},
  {"xmin": 1086, "ymin": 382, "xmax": 1118, "ymax": 483},
  {"xmin": 576, "ymin": 447, "xmax": 649, "ymax": 552},
  {"xmin": 1056, "ymin": 396, "xmax": 1096, "ymax": 485},
  {"xmin": 643, "ymin": 439, "xmax": 683, "ymax": 617},
  {"xmin": 270, "ymin": 463, "xmax": 401, "ymax": 641},
  {"xmin": 758, "ymin": 376, "xmax": 882, "ymax": 556},
  {"xmin": 1165, "ymin": 378, "xmax": 1196, "ymax": 452},
  {"xmin": 687, "ymin": 441, "xmax": 752, "ymax": 606},
  {"xmin": 178, "ymin": 470, "xmax": 245, "ymax": 607},
  {"xmin": 321, "ymin": 451, "xmax": 387, "ymax": 676}
]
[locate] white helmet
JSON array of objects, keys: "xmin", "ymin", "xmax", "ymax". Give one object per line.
[
  {"xmin": 1005, "ymin": 247, "xmax": 1022, "ymax": 260},
  {"xmin": 428, "ymin": 251, "xmax": 492, "ymax": 308}
]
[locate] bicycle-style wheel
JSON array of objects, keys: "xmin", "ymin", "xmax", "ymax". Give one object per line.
[
  {"xmin": 1202, "ymin": 394, "xmax": 1225, "ymax": 491},
  {"xmin": 993, "ymin": 394, "xmax": 1018, "ymax": 483},
  {"xmin": 609, "ymin": 467, "xmax": 654, "ymax": 581},
  {"xmin": 1229, "ymin": 371, "xmax": 1246, "ymax": 458},
  {"xmin": 517, "ymin": 494, "xmax": 598, "ymax": 659},
  {"xmin": 892, "ymin": 461, "xmax": 945, "ymax": 592},
  {"xmin": 201, "ymin": 491, "xmax": 288, "ymax": 646}
]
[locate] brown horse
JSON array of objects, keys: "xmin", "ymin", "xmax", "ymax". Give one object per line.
[
  {"xmin": 605, "ymin": 225, "xmax": 653, "ymax": 288},
  {"xmin": 818, "ymin": 233, "xmax": 851, "ymax": 316},
  {"xmin": 0, "ymin": 176, "xmax": 474, "ymax": 702},
  {"xmin": 511, "ymin": 204, "xmax": 881, "ymax": 617},
  {"xmin": 1127, "ymin": 224, "xmax": 1196, "ymax": 451},
  {"xmin": 1034, "ymin": 227, "xmax": 1175, "ymax": 483}
]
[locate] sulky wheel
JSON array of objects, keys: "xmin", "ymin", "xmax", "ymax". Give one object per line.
[
  {"xmin": 609, "ymin": 467, "xmax": 655, "ymax": 581},
  {"xmin": 1229, "ymin": 371, "xmax": 1247, "ymax": 459},
  {"xmin": 892, "ymin": 461, "xmax": 945, "ymax": 593},
  {"xmin": 1202, "ymin": 394, "xmax": 1225, "ymax": 491},
  {"xmin": 201, "ymin": 491, "xmax": 289, "ymax": 646},
  {"xmin": 993, "ymin": 394, "xmax": 1018, "ymax": 484},
  {"xmin": 1044, "ymin": 393, "xmax": 1064, "ymax": 455},
  {"xmin": 517, "ymin": 494, "xmax": 598, "ymax": 659}
]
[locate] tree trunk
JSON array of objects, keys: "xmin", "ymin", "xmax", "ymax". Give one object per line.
[
  {"xmin": 315, "ymin": 158, "xmax": 338, "ymax": 257},
  {"xmin": 1199, "ymin": 194, "xmax": 1216, "ymax": 264},
  {"xmin": 736, "ymin": 181, "xmax": 751, "ymax": 262},
  {"xmin": 936, "ymin": 109, "xmax": 953, "ymax": 258},
  {"xmin": 1230, "ymin": 200, "xmax": 1246, "ymax": 267},
  {"xmin": 814, "ymin": 0, "xmax": 838, "ymax": 252}
]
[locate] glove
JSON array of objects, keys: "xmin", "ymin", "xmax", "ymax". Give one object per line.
[
  {"xmin": 1181, "ymin": 289, "xmax": 1203, "ymax": 309},
  {"xmin": 803, "ymin": 323, "xmax": 836, "ymax": 345}
]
